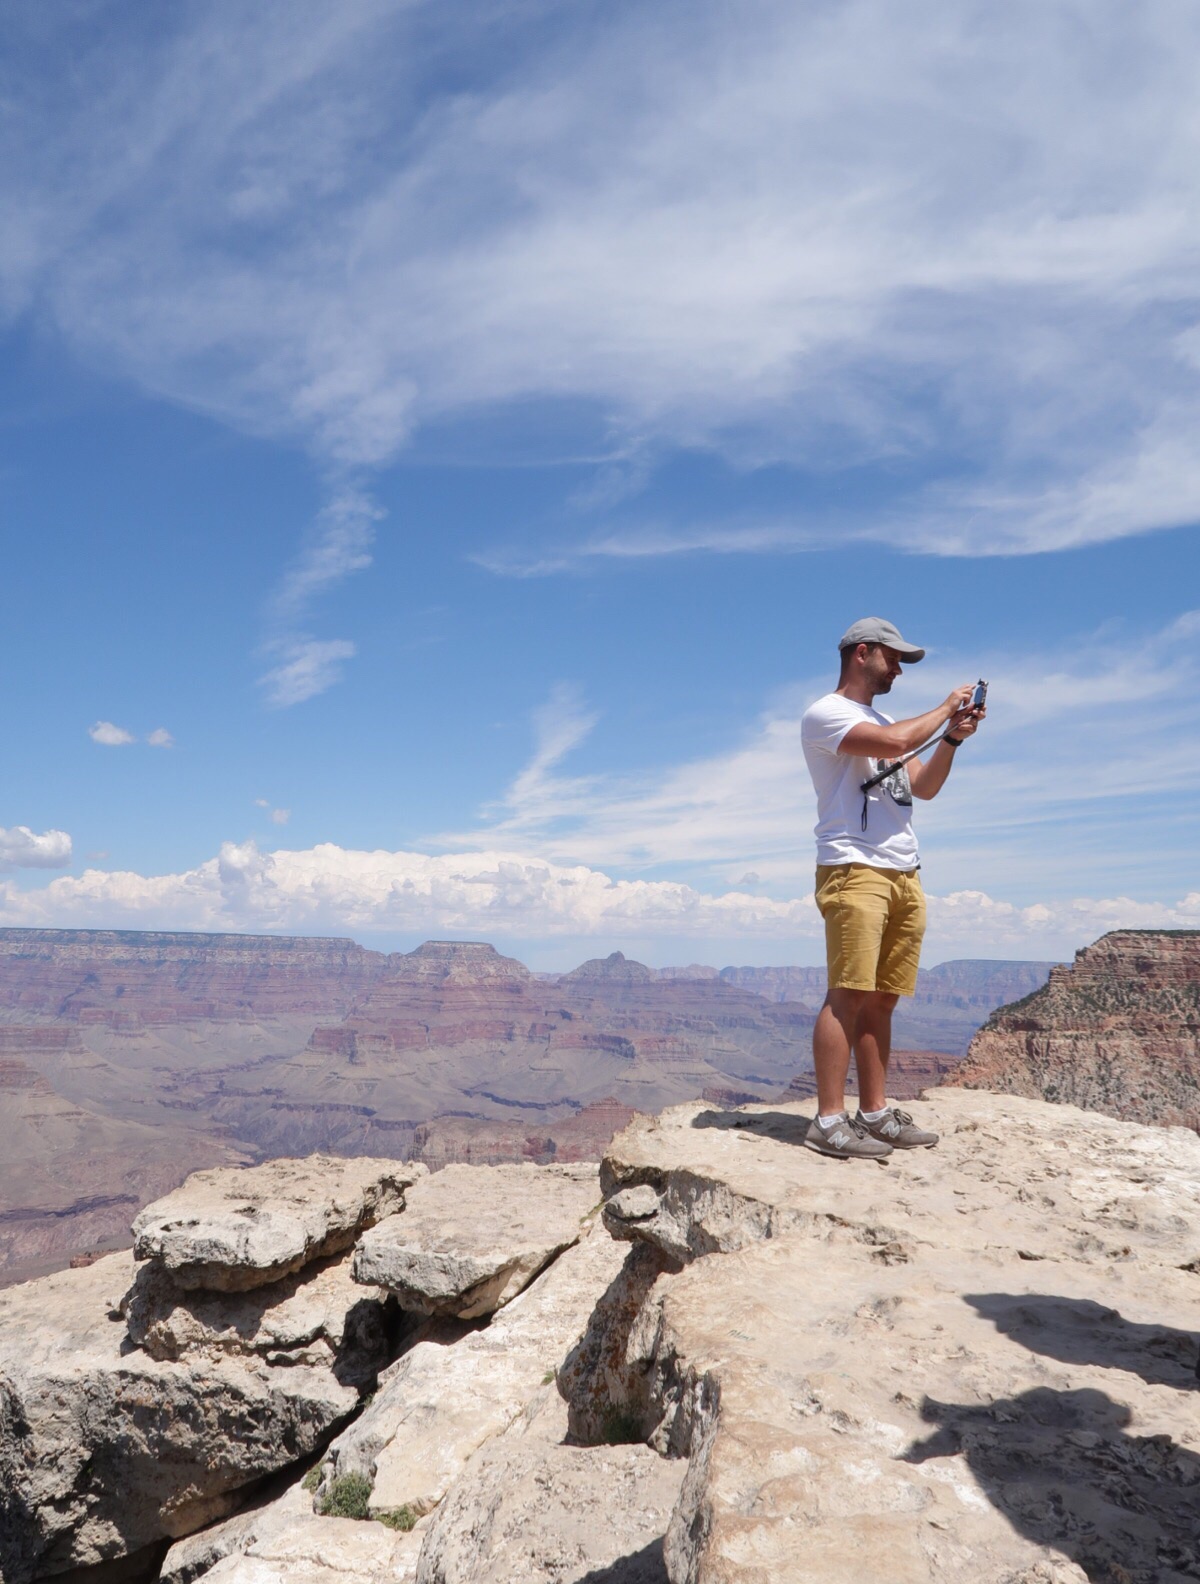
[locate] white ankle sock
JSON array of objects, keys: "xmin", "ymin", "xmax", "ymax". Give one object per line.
[
  {"xmin": 859, "ymin": 1105, "xmax": 890, "ymax": 1123},
  {"xmin": 818, "ymin": 1112, "xmax": 847, "ymax": 1128}
]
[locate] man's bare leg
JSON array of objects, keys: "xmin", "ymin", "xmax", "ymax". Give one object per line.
[
  {"xmin": 812, "ymin": 987, "xmax": 869, "ymax": 1117},
  {"xmin": 852, "ymin": 991, "xmax": 899, "ymax": 1114}
]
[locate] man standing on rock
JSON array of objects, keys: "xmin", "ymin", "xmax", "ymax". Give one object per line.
[{"xmin": 800, "ymin": 618, "xmax": 985, "ymax": 1161}]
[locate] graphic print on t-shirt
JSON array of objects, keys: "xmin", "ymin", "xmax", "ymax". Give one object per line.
[{"xmin": 877, "ymin": 761, "xmax": 912, "ymax": 806}]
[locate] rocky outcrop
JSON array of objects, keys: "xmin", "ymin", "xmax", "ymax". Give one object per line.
[
  {"xmin": 414, "ymin": 1388, "xmax": 682, "ymax": 1584},
  {"xmin": 4, "ymin": 1087, "xmax": 1199, "ymax": 1584},
  {"xmin": 948, "ymin": 929, "xmax": 1200, "ymax": 1130},
  {"xmin": 124, "ymin": 1253, "xmax": 395, "ymax": 1380},
  {"xmin": 352, "ymin": 1163, "xmax": 597, "ymax": 1317},
  {"xmin": 0, "ymin": 1156, "xmax": 433, "ymax": 1581},
  {"xmin": 323, "ymin": 1213, "xmax": 626, "ymax": 1518},
  {"xmin": 0, "ymin": 1251, "xmax": 370, "ymax": 1583},
  {"xmin": 132, "ymin": 1156, "xmax": 424, "ymax": 1291},
  {"xmin": 593, "ymin": 1092, "xmax": 1200, "ymax": 1583},
  {"xmin": 162, "ymin": 1478, "xmax": 426, "ymax": 1584}
]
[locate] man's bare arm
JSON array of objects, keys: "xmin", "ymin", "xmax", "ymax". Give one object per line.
[
  {"xmin": 908, "ymin": 705, "xmax": 986, "ymax": 798},
  {"xmin": 838, "ymin": 686, "xmax": 975, "ymax": 759}
]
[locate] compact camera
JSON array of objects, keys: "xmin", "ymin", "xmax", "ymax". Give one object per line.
[{"xmin": 970, "ymin": 679, "xmax": 988, "ymax": 711}]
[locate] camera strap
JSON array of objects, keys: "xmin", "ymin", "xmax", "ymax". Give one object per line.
[{"xmin": 859, "ymin": 727, "xmax": 955, "ymax": 831}]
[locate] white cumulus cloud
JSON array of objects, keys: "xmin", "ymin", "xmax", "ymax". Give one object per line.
[
  {"xmin": 0, "ymin": 837, "xmax": 1193, "ymax": 963},
  {"xmin": 89, "ymin": 721, "xmax": 135, "ymax": 746},
  {"xmin": 0, "ymin": 826, "xmax": 72, "ymax": 870},
  {"xmin": 147, "ymin": 727, "xmax": 175, "ymax": 748}
]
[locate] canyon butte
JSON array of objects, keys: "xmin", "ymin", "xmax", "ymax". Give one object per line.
[{"xmin": 0, "ymin": 929, "xmax": 1050, "ymax": 1283}]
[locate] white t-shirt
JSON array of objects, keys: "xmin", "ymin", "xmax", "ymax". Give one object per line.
[{"xmin": 800, "ymin": 693, "xmax": 920, "ymax": 870}]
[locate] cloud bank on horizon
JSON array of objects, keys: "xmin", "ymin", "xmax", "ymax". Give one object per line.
[{"xmin": 2, "ymin": 839, "xmax": 1197, "ymax": 966}]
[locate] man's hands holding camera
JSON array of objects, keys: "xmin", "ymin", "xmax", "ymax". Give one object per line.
[{"xmin": 945, "ymin": 681, "xmax": 987, "ymax": 743}]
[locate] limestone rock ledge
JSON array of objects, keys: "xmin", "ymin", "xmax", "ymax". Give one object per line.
[
  {"xmin": 598, "ymin": 1091, "xmax": 1200, "ymax": 1583},
  {"xmin": 132, "ymin": 1155, "xmax": 426, "ymax": 1292},
  {"xmin": 351, "ymin": 1161, "xmax": 598, "ymax": 1318},
  {"xmin": 3, "ymin": 1091, "xmax": 1199, "ymax": 1584}
]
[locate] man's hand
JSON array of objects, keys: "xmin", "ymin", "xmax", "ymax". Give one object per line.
[
  {"xmin": 841, "ymin": 683, "xmax": 979, "ymax": 760},
  {"xmin": 948, "ymin": 695, "xmax": 986, "ymax": 740},
  {"xmin": 908, "ymin": 693, "xmax": 985, "ymax": 799}
]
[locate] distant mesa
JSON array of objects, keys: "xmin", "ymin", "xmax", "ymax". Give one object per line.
[{"xmin": 558, "ymin": 950, "xmax": 656, "ymax": 984}]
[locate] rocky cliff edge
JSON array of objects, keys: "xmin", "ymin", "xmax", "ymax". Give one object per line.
[{"xmin": 1, "ymin": 1089, "xmax": 1197, "ymax": 1584}]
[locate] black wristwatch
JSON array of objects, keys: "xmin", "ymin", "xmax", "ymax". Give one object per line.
[{"xmin": 944, "ymin": 734, "xmax": 964, "ymax": 747}]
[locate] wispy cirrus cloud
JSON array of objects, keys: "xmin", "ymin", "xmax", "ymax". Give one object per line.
[
  {"xmin": 5, "ymin": 0, "xmax": 1200, "ymax": 574},
  {"xmin": 258, "ymin": 486, "xmax": 382, "ymax": 706},
  {"xmin": 441, "ymin": 611, "xmax": 1200, "ymax": 902}
]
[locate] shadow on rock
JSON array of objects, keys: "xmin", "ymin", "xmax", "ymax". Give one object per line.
[
  {"xmin": 332, "ymin": 1293, "xmax": 405, "ymax": 1391},
  {"xmin": 902, "ymin": 1386, "xmax": 1200, "ymax": 1583},
  {"xmin": 577, "ymin": 1538, "xmax": 668, "ymax": 1583},
  {"xmin": 690, "ymin": 1110, "xmax": 813, "ymax": 1146},
  {"xmin": 966, "ymin": 1293, "xmax": 1200, "ymax": 1391}
]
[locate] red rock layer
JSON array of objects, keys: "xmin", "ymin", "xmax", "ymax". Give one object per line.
[
  {"xmin": 0, "ymin": 928, "xmax": 386, "ymax": 1024},
  {"xmin": 946, "ymin": 930, "xmax": 1200, "ymax": 1131},
  {"xmin": 412, "ymin": 1098, "xmax": 636, "ymax": 1169},
  {"xmin": 783, "ymin": 1049, "xmax": 966, "ymax": 1103}
]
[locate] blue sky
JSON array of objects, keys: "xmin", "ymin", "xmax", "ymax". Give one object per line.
[{"xmin": 1, "ymin": 0, "xmax": 1198, "ymax": 968}]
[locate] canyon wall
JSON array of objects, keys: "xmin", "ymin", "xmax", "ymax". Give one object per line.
[{"xmin": 947, "ymin": 929, "xmax": 1200, "ymax": 1130}]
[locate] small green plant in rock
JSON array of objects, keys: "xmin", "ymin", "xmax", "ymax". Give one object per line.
[
  {"xmin": 300, "ymin": 1466, "xmax": 322, "ymax": 1493},
  {"xmin": 318, "ymin": 1471, "xmax": 373, "ymax": 1520},
  {"xmin": 376, "ymin": 1505, "xmax": 419, "ymax": 1532},
  {"xmin": 600, "ymin": 1407, "xmax": 642, "ymax": 1446}
]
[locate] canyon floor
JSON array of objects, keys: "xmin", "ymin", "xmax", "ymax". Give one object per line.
[{"xmin": 0, "ymin": 929, "xmax": 1053, "ymax": 1283}]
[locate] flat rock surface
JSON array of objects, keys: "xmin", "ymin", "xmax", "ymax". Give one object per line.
[
  {"xmin": 326, "ymin": 1221, "xmax": 628, "ymax": 1518},
  {"xmin": 602, "ymin": 1090, "xmax": 1200, "ymax": 1269},
  {"xmin": 602, "ymin": 1091, "xmax": 1200, "ymax": 1584},
  {"xmin": 133, "ymin": 1156, "xmax": 426, "ymax": 1291},
  {"xmin": 0, "ymin": 1253, "xmax": 361, "ymax": 1583},
  {"xmin": 352, "ymin": 1162, "xmax": 599, "ymax": 1317},
  {"xmin": 416, "ymin": 1431, "xmax": 681, "ymax": 1583}
]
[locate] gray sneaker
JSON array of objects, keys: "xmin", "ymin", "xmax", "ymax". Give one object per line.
[
  {"xmin": 855, "ymin": 1107, "xmax": 939, "ymax": 1149},
  {"xmin": 805, "ymin": 1112, "xmax": 893, "ymax": 1161}
]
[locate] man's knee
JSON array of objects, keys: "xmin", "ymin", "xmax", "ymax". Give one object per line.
[
  {"xmin": 825, "ymin": 986, "xmax": 870, "ymax": 1015},
  {"xmin": 866, "ymin": 991, "xmax": 900, "ymax": 1014}
]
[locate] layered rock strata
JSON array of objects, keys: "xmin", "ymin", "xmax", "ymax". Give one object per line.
[{"xmin": 949, "ymin": 929, "xmax": 1200, "ymax": 1130}]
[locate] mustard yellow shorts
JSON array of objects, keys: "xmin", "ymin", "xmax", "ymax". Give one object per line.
[{"xmin": 815, "ymin": 863, "xmax": 926, "ymax": 996}]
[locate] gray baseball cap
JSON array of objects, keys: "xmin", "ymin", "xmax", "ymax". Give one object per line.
[{"xmin": 837, "ymin": 617, "xmax": 925, "ymax": 662}]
